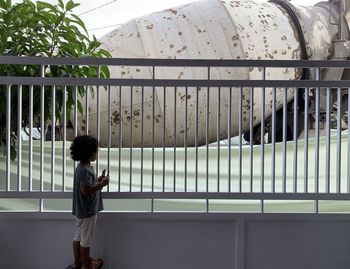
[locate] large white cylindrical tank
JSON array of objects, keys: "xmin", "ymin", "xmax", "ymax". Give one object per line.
[{"xmin": 80, "ymin": 0, "xmax": 338, "ymax": 147}]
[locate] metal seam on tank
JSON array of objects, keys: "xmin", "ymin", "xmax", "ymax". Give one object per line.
[{"xmin": 269, "ymin": 2, "xmax": 303, "ymax": 60}]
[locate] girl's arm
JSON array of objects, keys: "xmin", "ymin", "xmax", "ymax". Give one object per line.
[{"xmin": 80, "ymin": 177, "xmax": 109, "ymax": 196}]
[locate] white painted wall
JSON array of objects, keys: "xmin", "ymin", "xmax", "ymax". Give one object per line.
[{"xmin": 1, "ymin": 213, "xmax": 350, "ymax": 269}]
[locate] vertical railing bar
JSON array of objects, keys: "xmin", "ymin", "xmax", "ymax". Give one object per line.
[
  {"xmin": 118, "ymin": 86, "xmax": 122, "ymax": 192},
  {"xmin": 315, "ymin": 199, "xmax": 319, "ymax": 214},
  {"xmin": 228, "ymin": 87, "xmax": 232, "ymax": 192},
  {"xmin": 6, "ymin": 84, "xmax": 11, "ymax": 191},
  {"xmin": 40, "ymin": 65, "xmax": 45, "ymax": 192},
  {"xmin": 315, "ymin": 68, "xmax": 320, "ymax": 193},
  {"xmin": 348, "ymin": 88, "xmax": 350, "ymax": 194},
  {"xmin": 206, "ymin": 85, "xmax": 210, "ymax": 193},
  {"xmin": 162, "ymin": 86, "xmax": 166, "ymax": 192},
  {"xmin": 336, "ymin": 87, "xmax": 342, "ymax": 193},
  {"xmin": 152, "ymin": 66, "xmax": 155, "ymax": 192},
  {"xmin": 51, "ymin": 85, "xmax": 56, "ymax": 192},
  {"xmin": 282, "ymin": 87, "xmax": 287, "ymax": 193},
  {"xmin": 249, "ymin": 87, "xmax": 254, "ymax": 193},
  {"xmin": 129, "ymin": 86, "xmax": 133, "ymax": 192},
  {"xmin": 195, "ymin": 86, "xmax": 199, "ymax": 192},
  {"xmin": 271, "ymin": 87, "xmax": 276, "ymax": 193},
  {"xmin": 17, "ymin": 84, "xmax": 22, "ymax": 191},
  {"xmin": 304, "ymin": 88, "xmax": 309, "ymax": 193},
  {"xmin": 141, "ymin": 86, "xmax": 144, "ymax": 192},
  {"xmin": 73, "ymin": 86, "xmax": 78, "ymax": 140},
  {"xmin": 217, "ymin": 86, "xmax": 221, "ymax": 192},
  {"xmin": 239, "ymin": 87, "xmax": 243, "ymax": 193},
  {"xmin": 293, "ymin": 88, "xmax": 298, "ymax": 193},
  {"xmin": 184, "ymin": 86, "xmax": 188, "ymax": 192},
  {"xmin": 29, "ymin": 85, "xmax": 33, "ymax": 191},
  {"xmin": 206, "ymin": 66, "xmax": 210, "ymax": 193},
  {"xmin": 173, "ymin": 86, "xmax": 177, "ymax": 192},
  {"xmin": 260, "ymin": 68, "xmax": 266, "ymax": 193},
  {"xmin": 107, "ymin": 86, "xmax": 111, "ymax": 192},
  {"xmin": 73, "ymin": 85, "xmax": 78, "ymax": 192},
  {"xmin": 325, "ymin": 87, "xmax": 331, "ymax": 193},
  {"xmin": 62, "ymin": 86, "xmax": 67, "ymax": 191},
  {"xmin": 96, "ymin": 65, "xmax": 101, "ymax": 177},
  {"xmin": 85, "ymin": 85, "xmax": 89, "ymax": 134}
]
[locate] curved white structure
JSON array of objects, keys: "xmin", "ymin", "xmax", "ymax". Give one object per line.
[{"xmin": 80, "ymin": 0, "xmax": 340, "ymax": 147}]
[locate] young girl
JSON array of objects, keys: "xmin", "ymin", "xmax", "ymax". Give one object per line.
[{"xmin": 67, "ymin": 135, "xmax": 109, "ymax": 269}]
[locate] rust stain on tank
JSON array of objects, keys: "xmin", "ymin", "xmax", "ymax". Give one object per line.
[
  {"xmin": 112, "ymin": 111, "xmax": 120, "ymax": 125},
  {"xmin": 178, "ymin": 71, "xmax": 184, "ymax": 79},
  {"xmin": 165, "ymin": 8, "xmax": 178, "ymax": 14}
]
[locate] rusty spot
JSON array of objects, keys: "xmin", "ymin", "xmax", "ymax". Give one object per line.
[
  {"xmin": 170, "ymin": 44, "xmax": 175, "ymax": 48},
  {"xmin": 136, "ymin": 68, "xmax": 140, "ymax": 72},
  {"xmin": 112, "ymin": 111, "xmax": 120, "ymax": 125},
  {"xmin": 232, "ymin": 34, "xmax": 239, "ymax": 41},
  {"xmin": 146, "ymin": 24, "xmax": 154, "ymax": 30},
  {"xmin": 133, "ymin": 110, "xmax": 140, "ymax": 116},
  {"xmin": 165, "ymin": 8, "xmax": 178, "ymax": 14},
  {"xmin": 146, "ymin": 115, "xmax": 151, "ymax": 120},
  {"xmin": 281, "ymin": 36, "xmax": 287, "ymax": 41},
  {"xmin": 178, "ymin": 31, "xmax": 183, "ymax": 36}
]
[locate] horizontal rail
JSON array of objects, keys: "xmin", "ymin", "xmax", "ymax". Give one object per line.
[
  {"xmin": 0, "ymin": 56, "xmax": 349, "ymax": 68},
  {"xmin": 1, "ymin": 77, "xmax": 350, "ymax": 88},
  {"xmin": 2, "ymin": 192, "xmax": 350, "ymax": 200}
]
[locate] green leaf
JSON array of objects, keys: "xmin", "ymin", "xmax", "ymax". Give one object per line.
[
  {"xmin": 37, "ymin": 1, "xmax": 57, "ymax": 12},
  {"xmin": 71, "ymin": 14, "xmax": 87, "ymax": 33},
  {"xmin": 54, "ymin": 13, "xmax": 65, "ymax": 26},
  {"xmin": 0, "ymin": 0, "xmax": 9, "ymax": 10},
  {"xmin": 65, "ymin": 0, "xmax": 79, "ymax": 11},
  {"xmin": 57, "ymin": 0, "xmax": 64, "ymax": 9}
]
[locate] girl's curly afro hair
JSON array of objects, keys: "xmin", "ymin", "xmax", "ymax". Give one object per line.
[{"xmin": 70, "ymin": 135, "xmax": 98, "ymax": 162}]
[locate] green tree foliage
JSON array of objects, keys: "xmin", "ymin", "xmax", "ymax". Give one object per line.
[{"xmin": 0, "ymin": 0, "xmax": 111, "ymax": 160}]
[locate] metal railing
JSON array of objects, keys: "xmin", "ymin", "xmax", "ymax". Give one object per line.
[{"xmin": 0, "ymin": 56, "xmax": 349, "ymax": 213}]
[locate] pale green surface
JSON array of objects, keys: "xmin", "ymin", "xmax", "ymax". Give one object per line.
[{"xmin": 1, "ymin": 133, "xmax": 350, "ymax": 212}]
